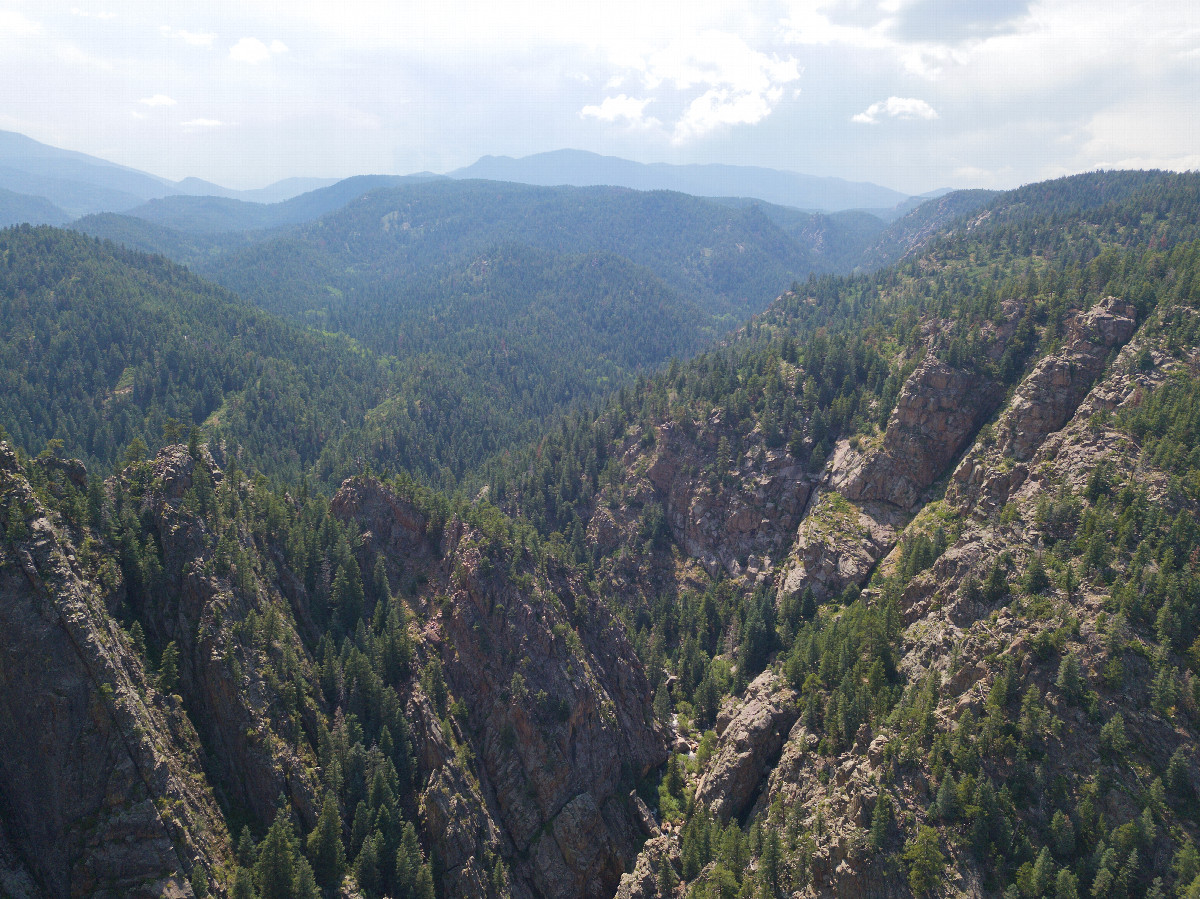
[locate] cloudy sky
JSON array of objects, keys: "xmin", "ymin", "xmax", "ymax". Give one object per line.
[{"xmin": 2, "ymin": 0, "xmax": 1198, "ymax": 194}]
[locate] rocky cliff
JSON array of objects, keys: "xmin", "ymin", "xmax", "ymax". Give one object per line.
[
  {"xmin": 0, "ymin": 443, "xmax": 231, "ymax": 899},
  {"xmin": 0, "ymin": 444, "xmax": 668, "ymax": 899},
  {"xmin": 606, "ymin": 292, "xmax": 1200, "ymax": 899},
  {"xmin": 333, "ymin": 476, "xmax": 668, "ymax": 899}
]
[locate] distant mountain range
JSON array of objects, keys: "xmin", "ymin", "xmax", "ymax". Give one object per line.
[
  {"xmin": 0, "ymin": 131, "xmax": 940, "ymax": 228},
  {"xmin": 0, "ymin": 130, "xmax": 339, "ymax": 219},
  {"xmin": 449, "ymin": 149, "xmax": 920, "ymax": 214}
]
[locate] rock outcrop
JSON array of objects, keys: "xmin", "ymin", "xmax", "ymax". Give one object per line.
[
  {"xmin": 837, "ymin": 355, "xmax": 1001, "ymax": 512},
  {"xmin": 776, "ymin": 351, "xmax": 1003, "ymax": 604},
  {"xmin": 333, "ymin": 476, "xmax": 669, "ymax": 899},
  {"xmin": 694, "ymin": 671, "xmax": 798, "ymax": 822},
  {"xmin": 643, "ymin": 421, "xmax": 815, "ymax": 582},
  {"xmin": 0, "ymin": 442, "xmax": 230, "ymax": 899},
  {"xmin": 776, "ymin": 489, "xmax": 903, "ymax": 602},
  {"xmin": 948, "ymin": 296, "xmax": 1137, "ymax": 514},
  {"xmin": 614, "ymin": 834, "xmax": 680, "ymax": 899},
  {"xmin": 132, "ymin": 446, "xmax": 324, "ymax": 831}
]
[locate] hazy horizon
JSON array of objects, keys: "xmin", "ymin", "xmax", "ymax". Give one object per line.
[{"xmin": 2, "ymin": 0, "xmax": 1197, "ymax": 196}]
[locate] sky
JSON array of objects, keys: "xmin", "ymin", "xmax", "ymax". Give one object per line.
[{"xmin": 1, "ymin": 0, "xmax": 1198, "ymax": 195}]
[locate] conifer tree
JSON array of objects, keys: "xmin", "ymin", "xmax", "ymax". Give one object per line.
[
  {"xmin": 353, "ymin": 833, "xmax": 381, "ymax": 898},
  {"xmin": 158, "ymin": 641, "xmax": 179, "ymax": 695},
  {"xmin": 395, "ymin": 823, "xmax": 422, "ymax": 899},
  {"xmin": 414, "ymin": 864, "xmax": 435, "ymax": 899},
  {"xmin": 307, "ymin": 793, "xmax": 346, "ymax": 895},
  {"xmin": 231, "ymin": 866, "xmax": 257, "ymax": 899},
  {"xmin": 255, "ymin": 812, "xmax": 297, "ymax": 899},
  {"xmin": 902, "ymin": 826, "xmax": 945, "ymax": 895},
  {"xmin": 869, "ymin": 794, "xmax": 892, "ymax": 850}
]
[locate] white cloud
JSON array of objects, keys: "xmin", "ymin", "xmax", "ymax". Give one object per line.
[
  {"xmin": 580, "ymin": 94, "xmax": 660, "ymax": 127},
  {"xmin": 229, "ymin": 37, "xmax": 287, "ymax": 64},
  {"xmin": 852, "ymin": 96, "xmax": 938, "ymax": 124},
  {"xmin": 56, "ymin": 43, "xmax": 113, "ymax": 71},
  {"xmin": 182, "ymin": 118, "xmax": 225, "ymax": 129},
  {"xmin": 179, "ymin": 30, "xmax": 217, "ymax": 47},
  {"xmin": 0, "ymin": 10, "xmax": 41, "ymax": 35},
  {"xmin": 160, "ymin": 26, "xmax": 217, "ymax": 47},
  {"xmin": 637, "ymin": 31, "xmax": 800, "ymax": 93},
  {"xmin": 138, "ymin": 94, "xmax": 176, "ymax": 107},
  {"xmin": 604, "ymin": 30, "xmax": 801, "ymax": 141},
  {"xmin": 71, "ymin": 8, "xmax": 116, "ymax": 20},
  {"xmin": 674, "ymin": 87, "xmax": 783, "ymax": 142}
]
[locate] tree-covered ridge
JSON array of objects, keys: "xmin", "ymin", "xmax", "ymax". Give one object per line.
[
  {"xmin": 460, "ymin": 174, "xmax": 1200, "ymax": 899},
  {"xmin": 0, "ymin": 225, "xmax": 396, "ymax": 479},
  {"xmin": 198, "ymin": 180, "xmax": 810, "ymax": 328},
  {"xmin": 482, "ymin": 175, "xmax": 1200, "ymax": 559},
  {"xmin": 0, "ymin": 224, "xmax": 726, "ymax": 490}
]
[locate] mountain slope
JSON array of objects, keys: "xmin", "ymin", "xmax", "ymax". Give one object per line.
[
  {"xmin": 118, "ymin": 175, "xmax": 433, "ymax": 234},
  {"xmin": 0, "ymin": 225, "xmax": 397, "ymax": 479},
  {"xmin": 450, "ymin": 149, "xmax": 912, "ymax": 212},
  {"xmin": 0, "ymin": 432, "xmax": 667, "ymax": 899},
  {"xmin": 477, "ymin": 169, "xmax": 1200, "ymax": 899},
  {"xmin": 0, "ymin": 186, "xmax": 70, "ymax": 227},
  {"xmin": 5, "ymin": 168, "xmax": 1200, "ymax": 899}
]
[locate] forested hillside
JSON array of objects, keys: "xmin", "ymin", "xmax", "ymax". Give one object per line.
[
  {"xmin": 0, "ymin": 223, "xmax": 716, "ymax": 488},
  {"xmin": 476, "ymin": 170, "xmax": 1200, "ymax": 899},
  {"xmin": 2, "ymin": 170, "xmax": 1199, "ymax": 899},
  {"xmin": 0, "ymin": 226, "xmax": 399, "ymax": 479}
]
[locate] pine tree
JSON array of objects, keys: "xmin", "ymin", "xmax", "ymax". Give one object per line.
[
  {"xmin": 1030, "ymin": 846, "xmax": 1055, "ymax": 896},
  {"xmin": 869, "ymin": 794, "xmax": 892, "ymax": 850},
  {"xmin": 1053, "ymin": 868, "xmax": 1078, "ymax": 899},
  {"xmin": 293, "ymin": 857, "xmax": 321, "ymax": 899},
  {"xmin": 665, "ymin": 753, "xmax": 684, "ymax": 801},
  {"xmin": 1099, "ymin": 713, "xmax": 1128, "ymax": 758},
  {"xmin": 1049, "ymin": 811, "xmax": 1075, "ymax": 858},
  {"xmin": 350, "ymin": 801, "xmax": 372, "ymax": 859},
  {"xmin": 189, "ymin": 866, "xmax": 209, "ymax": 898},
  {"xmin": 231, "ymin": 866, "xmax": 257, "ymax": 899},
  {"xmin": 237, "ymin": 826, "xmax": 257, "ymax": 868},
  {"xmin": 307, "ymin": 793, "xmax": 346, "ymax": 895},
  {"xmin": 1056, "ymin": 654, "xmax": 1083, "ymax": 704},
  {"xmin": 331, "ymin": 563, "xmax": 365, "ymax": 633},
  {"xmin": 1166, "ymin": 747, "xmax": 1192, "ymax": 798},
  {"xmin": 936, "ymin": 772, "xmax": 959, "ymax": 821},
  {"xmin": 800, "ymin": 587, "xmax": 817, "ymax": 621},
  {"xmin": 354, "ymin": 833, "xmax": 382, "ymax": 898},
  {"xmin": 395, "ymin": 823, "xmax": 422, "ymax": 899},
  {"xmin": 255, "ymin": 812, "xmax": 298, "ymax": 899},
  {"xmin": 128, "ymin": 620, "xmax": 146, "ymax": 662},
  {"xmin": 414, "ymin": 864, "xmax": 435, "ymax": 899},
  {"xmin": 759, "ymin": 829, "xmax": 782, "ymax": 898},
  {"xmin": 158, "ymin": 641, "xmax": 180, "ymax": 695},
  {"xmin": 902, "ymin": 826, "xmax": 946, "ymax": 895}
]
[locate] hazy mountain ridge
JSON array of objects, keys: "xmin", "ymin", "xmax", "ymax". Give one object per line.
[
  {"xmin": 449, "ymin": 149, "xmax": 913, "ymax": 212},
  {"xmin": 0, "ymin": 185, "xmax": 70, "ymax": 227},
  {"xmin": 0, "ymin": 130, "xmax": 342, "ymax": 217}
]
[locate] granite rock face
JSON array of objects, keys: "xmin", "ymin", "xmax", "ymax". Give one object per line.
[
  {"xmin": 643, "ymin": 421, "xmax": 815, "ymax": 582},
  {"xmin": 949, "ymin": 296, "xmax": 1137, "ymax": 515},
  {"xmin": 614, "ymin": 834, "xmax": 680, "ymax": 899},
  {"xmin": 774, "ymin": 349, "xmax": 1004, "ymax": 604},
  {"xmin": 333, "ymin": 476, "xmax": 669, "ymax": 899},
  {"xmin": 0, "ymin": 443, "xmax": 230, "ymax": 899},
  {"xmin": 838, "ymin": 355, "xmax": 1001, "ymax": 512},
  {"xmin": 694, "ymin": 671, "xmax": 798, "ymax": 822},
  {"xmin": 133, "ymin": 446, "xmax": 323, "ymax": 831}
]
